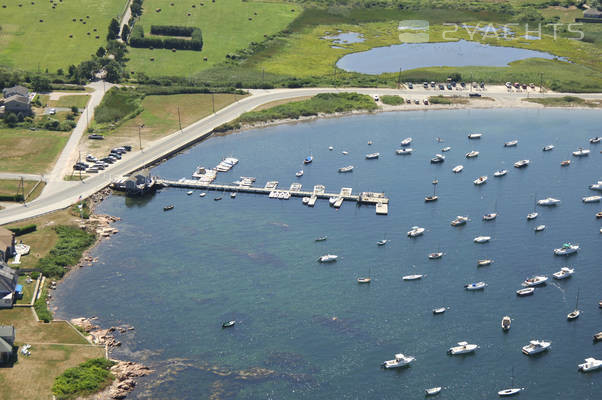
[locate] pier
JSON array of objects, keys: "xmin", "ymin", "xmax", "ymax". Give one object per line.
[{"xmin": 156, "ymin": 178, "xmax": 389, "ymax": 214}]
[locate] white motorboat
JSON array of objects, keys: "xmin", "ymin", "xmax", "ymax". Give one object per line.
[
  {"xmin": 338, "ymin": 165, "xmax": 354, "ymax": 173},
  {"xmin": 377, "ymin": 239, "xmax": 389, "ymax": 246},
  {"xmin": 504, "ymin": 140, "xmax": 518, "ymax": 147},
  {"xmin": 318, "ymin": 254, "xmax": 338, "ymax": 263},
  {"xmin": 465, "ymin": 150, "xmax": 479, "ymax": 158},
  {"xmin": 431, "ymin": 154, "xmax": 445, "ymax": 163},
  {"xmin": 522, "ymin": 340, "xmax": 551, "ymax": 355},
  {"xmin": 448, "ymin": 341, "xmax": 479, "ymax": 355},
  {"xmin": 560, "ymin": 160, "xmax": 571, "ymax": 166},
  {"xmin": 367, "ymin": 140, "xmax": 373, "ymax": 145},
  {"xmin": 465, "ymin": 282, "xmax": 487, "ymax": 290},
  {"xmin": 366, "ymin": 152, "xmax": 380, "ymax": 159},
  {"xmin": 516, "ymin": 287, "xmax": 534, "ymax": 296},
  {"xmin": 428, "ymin": 252, "xmax": 444, "ymax": 259},
  {"xmin": 407, "ymin": 226, "xmax": 425, "ymax": 237},
  {"xmin": 514, "ymin": 159, "xmax": 529, "ymax": 168},
  {"xmin": 498, "ymin": 388, "xmax": 523, "ymax": 397},
  {"xmin": 543, "ymin": 144, "xmax": 554, "ymax": 151},
  {"xmin": 230, "ymin": 192, "xmax": 237, "ymax": 198},
  {"xmin": 403, "ymin": 274, "xmax": 423, "ymax": 281},
  {"xmin": 578, "ymin": 358, "xmax": 602, "ymax": 372},
  {"xmin": 553, "ymin": 267, "xmax": 574, "ymax": 280},
  {"xmin": 483, "ymin": 213, "xmax": 497, "ymax": 221},
  {"xmin": 302, "ymin": 197, "xmax": 310, "ymax": 205},
  {"xmin": 400, "ymin": 137, "xmax": 412, "ymax": 146},
  {"xmin": 494, "ymin": 169, "xmax": 507, "ymax": 177},
  {"xmin": 187, "ymin": 191, "xmax": 193, "ymax": 195},
  {"xmin": 328, "ymin": 146, "xmax": 334, "ymax": 151},
  {"xmin": 433, "ymin": 307, "xmax": 447, "ymax": 314},
  {"xmin": 526, "ymin": 212, "xmax": 538, "ymax": 220},
  {"xmin": 452, "ymin": 165, "xmax": 463, "ymax": 173},
  {"xmin": 478, "ymin": 259, "xmax": 493, "ymax": 266},
  {"xmin": 535, "ymin": 225, "xmax": 545, "ymax": 232},
  {"xmin": 582, "ymin": 195, "xmax": 602, "ymax": 203},
  {"xmin": 589, "ymin": 181, "xmax": 602, "ymax": 191},
  {"xmin": 468, "ymin": 133, "xmax": 482, "ymax": 139},
  {"xmin": 572, "ymin": 148, "xmax": 590, "ymax": 157},
  {"xmin": 395, "ymin": 148, "xmax": 413, "ymax": 155},
  {"xmin": 329, "ymin": 196, "xmax": 340, "ymax": 206},
  {"xmin": 474, "ymin": 236, "xmax": 491, "ymax": 243},
  {"xmin": 554, "ymin": 243, "xmax": 579, "ymax": 255},
  {"xmin": 315, "ymin": 236, "xmax": 327, "ymax": 242},
  {"xmin": 357, "ymin": 277, "xmax": 371, "ymax": 284},
  {"xmin": 425, "ymin": 387, "xmax": 442, "ymax": 396},
  {"xmin": 537, "ymin": 197, "xmax": 561, "ymax": 206},
  {"xmin": 522, "ymin": 276, "xmax": 548, "ymax": 287},
  {"xmin": 590, "ymin": 136, "xmax": 601, "ymax": 144},
  {"xmin": 451, "ymin": 216, "xmax": 468, "ymax": 226},
  {"xmin": 442, "ymin": 146, "xmax": 451, "ymax": 152},
  {"xmin": 199, "ymin": 192, "xmax": 206, "ymax": 197},
  {"xmin": 501, "ymin": 316, "xmax": 511, "ymax": 331},
  {"xmin": 382, "ymin": 353, "xmax": 415, "ymax": 368},
  {"xmin": 474, "ymin": 176, "xmax": 488, "ymax": 185},
  {"xmin": 342, "ymin": 151, "xmax": 348, "ymax": 155},
  {"xmin": 304, "ymin": 155, "xmax": 313, "ymax": 164},
  {"xmin": 567, "ymin": 290, "xmax": 581, "ymax": 320},
  {"xmin": 296, "ymin": 170, "xmax": 304, "ymax": 177}
]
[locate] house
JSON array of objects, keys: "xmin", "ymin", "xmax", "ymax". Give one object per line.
[
  {"xmin": 3, "ymin": 94, "xmax": 31, "ymax": 115},
  {"xmin": 0, "ymin": 325, "xmax": 16, "ymax": 364},
  {"xmin": 2, "ymin": 85, "xmax": 28, "ymax": 98},
  {"xmin": 0, "ymin": 260, "xmax": 17, "ymax": 309},
  {"xmin": 584, "ymin": 8, "xmax": 602, "ymax": 19},
  {"xmin": 0, "ymin": 227, "xmax": 15, "ymax": 262}
]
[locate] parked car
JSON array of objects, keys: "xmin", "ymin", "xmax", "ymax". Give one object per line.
[
  {"xmin": 430, "ymin": 81, "xmax": 435, "ymax": 87},
  {"xmin": 48, "ymin": 108, "xmax": 56, "ymax": 115},
  {"xmin": 88, "ymin": 134, "xmax": 104, "ymax": 140},
  {"xmin": 109, "ymin": 153, "xmax": 121, "ymax": 160},
  {"xmin": 407, "ymin": 82, "xmax": 413, "ymax": 89},
  {"xmin": 460, "ymin": 82, "xmax": 466, "ymax": 88},
  {"xmin": 86, "ymin": 155, "xmax": 97, "ymax": 163},
  {"xmin": 423, "ymin": 82, "xmax": 428, "ymax": 88},
  {"xmin": 438, "ymin": 84, "xmax": 444, "ymax": 90},
  {"xmin": 480, "ymin": 82, "xmax": 485, "ymax": 88},
  {"xmin": 423, "ymin": 99, "xmax": 429, "ymax": 105},
  {"xmin": 100, "ymin": 157, "xmax": 115, "ymax": 164},
  {"xmin": 123, "ymin": 145, "xmax": 132, "ymax": 151},
  {"xmin": 469, "ymin": 93, "xmax": 482, "ymax": 97},
  {"xmin": 446, "ymin": 84, "xmax": 452, "ymax": 90},
  {"xmin": 92, "ymin": 163, "xmax": 105, "ymax": 170},
  {"xmin": 406, "ymin": 99, "xmax": 412, "ymax": 104},
  {"xmin": 73, "ymin": 164, "xmax": 86, "ymax": 171},
  {"xmin": 86, "ymin": 167, "xmax": 100, "ymax": 173},
  {"xmin": 414, "ymin": 99, "xmax": 420, "ymax": 104}
]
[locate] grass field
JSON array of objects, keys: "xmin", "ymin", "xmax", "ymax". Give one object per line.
[
  {"xmin": 0, "ymin": 128, "xmax": 70, "ymax": 174},
  {"xmin": 82, "ymin": 92, "xmax": 244, "ymax": 154},
  {"xmin": 0, "ymin": 179, "xmax": 44, "ymax": 201},
  {"xmin": 126, "ymin": 0, "xmax": 300, "ymax": 76},
  {"xmin": 0, "ymin": 0, "xmax": 126, "ymax": 72},
  {"xmin": 523, "ymin": 96, "xmax": 602, "ymax": 107},
  {"xmin": 48, "ymin": 95, "xmax": 91, "ymax": 109}
]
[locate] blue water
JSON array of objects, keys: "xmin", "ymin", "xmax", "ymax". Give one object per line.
[
  {"xmin": 323, "ymin": 32, "xmax": 365, "ymax": 45},
  {"xmin": 336, "ymin": 40, "xmax": 562, "ymax": 74},
  {"xmin": 53, "ymin": 109, "xmax": 602, "ymax": 399}
]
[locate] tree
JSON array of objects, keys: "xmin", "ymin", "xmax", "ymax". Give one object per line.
[
  {"xmin": 31, "ymin": 75, "xmax": 51, "ymax": 92},
  {"xmin": 96, "ymin": 47, "xmax": 106, "ymax": 57},
  {"xmin": 71, "ymin": 106, "xmax": 79, "ymax": 114},
  {"xmin": 121, "ymin": 24, "xmax": 130, "ymax": 43},
  {"xmin": 104, "ymin": 60, "xmax": 123, "ymax": 83},
  {"xmin": 68, "ymin": 64, "xmax": 76, "ymax": 77},
  {"xmin": 5, "ymin": 113, "xmax": 18, "ymax": 127},
  {"xmin": 57, "ymin": 68, "xmax": 64, "ymax": 76},
  {"xmin": 107, "ymin": 18, "xmax": 120, "ymax": 40},
  {"xmin": 106, "ymin": 40, "xmax": 128, "ymax": 62},
  {"xmin": 17, "ymin": 112, "xmax": 24, "ymax": 122}
]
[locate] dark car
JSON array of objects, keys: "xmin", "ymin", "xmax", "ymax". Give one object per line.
[
  {"xmin": 123, "ymin": 145, "xmax": 132, "ymax": 151},
  {"xmin": 92, "ymin": 163, "xmax": 106, "ymax": 170},
  {"xmin": 88, "ymin": 134, "xmax": 104, "ymax": 140},
  {"xmin": 101, "ymin": 157, "xmax": 115, "ymax": 164},
  {"xmin": 438, "ymin": 84, "xmax": 444, "ymax": 90},
  {"xmin": 469, "ymin": 93, "xmax": 482, "ymax": 97},
  {"xmin": 451, "ymin": 81, "xmax": 457, "ymax": 87},
  {"xmin": 480, "ymin": 82, "xmax": 485, "ymax": 88},
  {"xmin": 407, "ymin": 82, "xmax": 413, "ymax": 89},
  {"xmin": 111, "ymin": 148, "xmax": 126, "ymax": 155},
  {"xmin": 423, "ymin": 82, "xmax": 428, "ymax": 88},
  {"xmin": 73, "ymin": 164, "xmax": 86, "ymax": 171},
  {"xmin": 109, "ymin": 153, "xmax": 121, "ymax": 160},
  {"xmin": 446, "ymin": 84, "xmax": 452, "ymax": 90},
  {"xmin": 460, "ymin": 82, "xmax": 466, "ymax": 88}
]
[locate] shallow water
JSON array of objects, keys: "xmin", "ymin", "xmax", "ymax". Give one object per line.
[
  {"xmin": 336, "ymin": 40, "xmax": 561, "ymax": 74},
  {"xmin": 322, "ymin": 32, "xmax": 365, "ymax": 45},
  {"xmin": 54, "ymin": 109, "xmax": 602, "ymax": 399}
]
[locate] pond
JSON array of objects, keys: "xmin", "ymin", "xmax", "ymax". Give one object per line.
[
  {"xmin": 336, "ymin": 40, "xmax": 562, "ymax": 74},
  {"xmin": 322, "ymin": 31, "xmax": 365, "ymax": 47}
]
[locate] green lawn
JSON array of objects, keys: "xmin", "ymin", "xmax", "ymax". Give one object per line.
[
  {"xmin": 126, "ymin": 0, "xmax": 300, "ymax": 76},
  {"xmin": 0, "ymin": 179, "xmax": 45, "ymax": 202},
  {"xmin": 16, "ymin": 275, "xmax": 37, "ymax": 305},
  {"xmin": 523, "ymin": 96, "xmax": 602, "ymax": 107},
  {"xmin": 0, "ymin": 0, "xmax": 126, "ymax": 72},
  {"xmin": 0, "ymin": 128, "xmax": 70, "ymax": 174},
  {"xmin": 49, "ymin": 95, "xmax": 91, "ymax": 109}
]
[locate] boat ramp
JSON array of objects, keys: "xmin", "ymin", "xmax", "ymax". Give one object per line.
[{"xmin": 156, "ymin": 178, "xmax": 389, "ymax": 215}]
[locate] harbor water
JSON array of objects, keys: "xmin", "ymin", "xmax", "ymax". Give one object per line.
[{"xmin": 53, "ymin": 109, "xmax": 602, "ymax": 399}]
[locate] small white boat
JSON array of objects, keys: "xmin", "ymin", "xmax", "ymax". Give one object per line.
[
  {"xmin": 465, "ymin": 281, "xmax": 487, "ymax": 290},
  {"xmin": 342, "ymin": 151, "xmax": 348, "ymax": 155},
  {"xmin": 328, "ymin": 146, "xmax": 334, "ymax": 151},
  {"xmin": 582, "ymin": 195, "xmax": 602, "ymax": 203},
  {"xmin": 428, "ymin": 252, "xmax": 443, "ymax": 259},
  {"xmin": 522, "ymin": 276, "xmax": 548, "ymax": 287},
  {"xmin": 400, "ymin": 137, "xmax": 412, "ymax": 146},
  {"xmin": 578, "ymin": 357, "xmax": 602, "ymax": 372},
  {"xmin": 504, "ymin": 140, "xmax": 518, "ymax": 147},
  {"xmin": 553, "ymin": 267, "xmax": 574, "ymax": 280},
  {"xmin": 302, "ymin": 197, "xmax": 310, "ymax": 205},
  {"xmin": 465, "ymin": 150, "xmax": 479, "ymax": 158},
  {"xmin": 230, "ymin": 192, "xmax": 237, "ymax": 198},
  {"xmin": 199, "ymin": 192, "xmax": 206, "ymax": 197},
  {"xmin": 474, "ymin": 236, "xmax": 491, "ymax": 243},
  {"xmin": 382, "ymin": 353, "xmax": 415, "ymax": 369},
  {"xmin": 377, "ymin": 239, "xmax": 389, "ymax": 246},
  {"xmin": 494, "ymin": 169, "xmax": 507, "ymax": 177},
  {"xmin": 329, "ymin": 197, "xmax": 339, "ymax": 206},
  {"xmin": 478, "ymin": 259, "xmax": 493, "ymax": 266},
  {"xmin": 542, "ymin": 144, "xmax": 554, "ymax": 151},
  {"xmin": 451, "ymin": 216, "xmax": 468, "ymax": 226},
  {"xmin": 407, "ymin": 226, "xmax": 425, "ymax": 237},
  {"xmin": 452, "ymin": 165, "xmax": 463, "ymax": 173},
  {"xmin": 554, "ymin": 243, "xmax": 579, "ymax": 256},
  {"xmin": 315, "ymin": 236, "xmax": 327, "ymax": 242},
  {"xmin": 514, "ymin": 159, "xmax": 529, "ymax": 168},
  {"xmin": 468, "ymin": 133, "xmax": 482, "ymax": 139},
  {"xmin": 572, "ymin": 148, "xmax": 590, "ymax": 157},
  {"xmin": 522, "ymin": 340, "xmax": 551, "ymax": 355},
  {"xmin": 526, "ymin": 212, "xmax": 538, "ymax": 220},
  {"xmin": 431, "ymin": 154, "xmax": 445, "ymax": 163},
  {"xmin": 448, "ymin": 341, "xmax": 479, "ymax": 355},
  {"xmin": 304, "ymin": 155, "xmax": 313, "ymax": 164},
  {"xmin": 318, "ymin": 254, "xmax": 338, "ymax": 263},
  {"xmin": 187, "ymin": 191, "xmax": 193, "ymax": 195},
  {"xmin": 395, "ymin": 148, "xmax": 413, "ymax": 155},
  {"xmin": 501, "ymin": 316, "xmax": 511, "ymax": 331},
  {"xmin": 516, "ymin": 287, "xmax": 534, "ymax": 296},
  {"xmin": 537, "ymin": 197, "xmax": 561, "ymax": 206},
  {"xmin": 425, "ymin": 387, "xmax": 442, "ymax": 396},
  {"xmin": 474, "ymin": 176, "xmax": 488, "ymax": 185},
  {"xmin": 589, "ymin": 181, "xmax": 602, "ymax": 191},
  {"xmin": 366, "ymin": 152, "xmax": 380, "ymax": 159},
  {"xmin": 441, "ymin": 146, "xmax": 451, "ymax": 152},
  {"xmin": 567, "ymin": 290, "xmax": 581, "ymax": 320},
  {"xmin": 590, "ymin": 136, "xmax": 601, "ymax": 144},
  {"xmin": 357, "ymin": 277, "xmax": 371, "ymax": 284},
  {"xmin": 367, "ymin": 140, "xmax": 373, "ymax": 145},
  {"xmin": 498, "ymin": 388, "xmax": 523, "ymax": 397},
  {"xmin": 296, "ymin": 170, "xmax": 304, "ymax": 177},
  {"xmin": 338, "ymin": 165, "xmax": 354, "ymax": 173},
  {"xmin": 433, "ymin": 307, "xmax": 447, "ymax": 314},
  {"xmin": 403, "ymin": 274, "xmax": 423, "ymax": 281},
  {"xmin": 535, "ymin": 225, "xmax": 545, "ymax": 232},
  {"xmin": 483, "ymin": 213, "xmax": 497, "ymax": 221}
]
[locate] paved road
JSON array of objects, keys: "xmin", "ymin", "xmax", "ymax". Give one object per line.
[
  {"xmin": 118, "ymin": 0, "xmax": 132, "ymax": 43},
  {"xmin": 1, "ymin": 87, "xmax": 601, "ymax": 225}
]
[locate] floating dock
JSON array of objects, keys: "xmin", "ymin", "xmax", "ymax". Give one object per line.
[{"xmin": 156, "ymin": 179, "xmax": 389, "ymax": 214}]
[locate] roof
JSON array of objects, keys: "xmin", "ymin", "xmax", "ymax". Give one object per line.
[
  {"xmin": 2, "ymin": 85, "xmax": 28, "ymax": 97},
  {"xmin": 4, "ymin": 95, "xmax": 29, "ymax": 106},
  {"xmin": 0, "ymin": 325, "xmax": 14, "ymax": 339},
  {"xmin": 0, "ymin": 262, "xmax": 17, "ymax": 293},
  {"xmin": 0, "ymin": 337, "xmax": 12, "ymax": 353},
  {"xmin": 584, "ymin": 8, "xmax": 602, "ymax": 17}
]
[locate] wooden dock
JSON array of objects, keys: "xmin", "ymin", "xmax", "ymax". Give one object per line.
[{"xmin": 156, "ymin": 179, "xmax": 389, "ymax": 214}]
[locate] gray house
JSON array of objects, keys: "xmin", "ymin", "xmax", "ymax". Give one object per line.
[
  {"xmin": 2, "ymin": 85, "xmax": 28, "ymax": 98},
  {"xmin": 0, "ymin": 325, "xmax": 16, "ymax": 364},
  {"xmin": 0, "ymin": 260, "xmax": 17, "ymax": 309},
  {"xmin": 2, "ymin": 85, "xmax": 31, "ymax": 115},
  {"xmin": 584, "ymin": 8, "xmax": 602, "ymax": 18}
]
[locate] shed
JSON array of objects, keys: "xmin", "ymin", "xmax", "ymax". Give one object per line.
[
  {"xmin": 0, "ymin": 325, "xmax": 16, "ymax": 364},
  {"xmin": 584, "ymin": 8, "xmax": 602, "ymax": 18}
]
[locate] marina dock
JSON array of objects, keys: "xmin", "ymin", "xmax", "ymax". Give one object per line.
[{"xmin": 156, "ymin": 178, "xmax": 389, "ymax": 214}]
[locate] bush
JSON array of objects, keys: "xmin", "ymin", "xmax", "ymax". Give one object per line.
[
  {"xmin": 8, "ymin": 224, "xmax": 37, "ymax": 236},
  {"xmin": 94, "ymin": 87, "xmax": 144, "ymax": 124},
  {"xmin": 0, "ymin": 194, "xmax": 24, "ymax": 202},
  {"xmin": 34, "ymin": 288, "xmax": 53, "ymax": 322},
  {"xmin": 52, "ymin": 358, "xmax": 116, "ymax": 400},
  {"xmin": 130, "ymin": 25, "xmax": 203, "ymax": 51},
  {"xmin": 380, "ymin": 95, "xmax": 404, "ymax": 105},
  {"xmin": 36, "ymin": 226, "xmax": 96, "ymax": 278}
]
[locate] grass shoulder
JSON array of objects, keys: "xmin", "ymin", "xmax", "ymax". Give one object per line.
[
  {"xmin": 380, "ymin": 95, "xmax": 404, "ymax": 105},
  {"xmin": 0, "ymin": 179, "xmax": 45, "ymax": 203},
  {"xmin": 428, "ymin": 95, "xmax": 469, "ymax": 105},
  {"xmin": 523, "ymin": 96, "xmax": 602, "ymax": 107}
]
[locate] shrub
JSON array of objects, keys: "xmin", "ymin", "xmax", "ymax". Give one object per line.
[
  {"xmin": 8, "ymin": 224, "xmax": 37, "ymax": 236},
  {"xmin": 36, "ymin": 226, "xmax": 96, "ymax": 278},
  {"xmin": 52, "ymin": 358, "xmax": 116, "ymax": 400},
  {"xmin": 94, "ymin": 87, "xmax": 144, "ymax": 124},
  {"xmin": 130, "ymin": 25, "xmax": 203, "ymax": 51},
  {"xmin": 380, "ymin": 95, "xmax": 404, "ymax": 105},
  {"xmin": 34, "ymin": 288, "xmax": 53, "ymax": 322}
]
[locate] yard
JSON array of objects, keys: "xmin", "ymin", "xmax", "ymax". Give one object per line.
[
  {"xmin": 48, "ymin": 95, "xmax": 91, "ymax": 110},
  {"xmin": 0, "ymin": 0, "xmax": 127, "ymax": 72},
  {"xmin": 0, "ymin": 128, "xmax": 70, "ymax": 174},
  {"xmin": 0, "ymin": 179, "xmax": 45, "ymax": 202}
]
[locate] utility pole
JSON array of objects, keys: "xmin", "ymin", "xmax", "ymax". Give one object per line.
[
  {"xmin": 177, "ymin": 106, "xmax": 182, "ymax": 133},
  {"xmin": 470, "ymin": 73, "xmax": 473, "ymax": 92},
  {"xmin": 539, "ymin": 73, "xmax": 543, "ymax": 93},
  {"xmin": 212, "ymin": 93, "xmax": 215, "ymax": 113},
  {"xmin": 397, "ymin": 67, "xmax": 401, "ymax": 89},
  {"xmin": 18, "ymin": 177, "xmax": 24, "ymax": 204},
  {"xmin": 78, "ymin": 151, "xmax": 82, "ymax": 181},
  {"xmin": 262, "ymin": 68, "xmax": 264, "ymax": 82},
  {"xmin": 138, "ymin": 125, "xmax": 143, "ymax": 151}
]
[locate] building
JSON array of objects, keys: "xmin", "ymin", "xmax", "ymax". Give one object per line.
[
  {"xmin": 584, "ymin": 8, "xmax": 602, "ymax": 18},
  {"xmin": 0, "ymin": 325, "xmax": 16, "ymax": 364},
  {"xmin": 2, "ymin": 85, "xmax": 28, "ymax": 98},
  {"xmin": 0, "ymin": 227, "xmax": 15, "ymax": 262},
  {"xmin": 0, "ymin": 260, "xmax": 17, "ymax": 309},
  {"xmin": 1, "ymin": 85, "xmax": 32, "ymax": 115}
]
